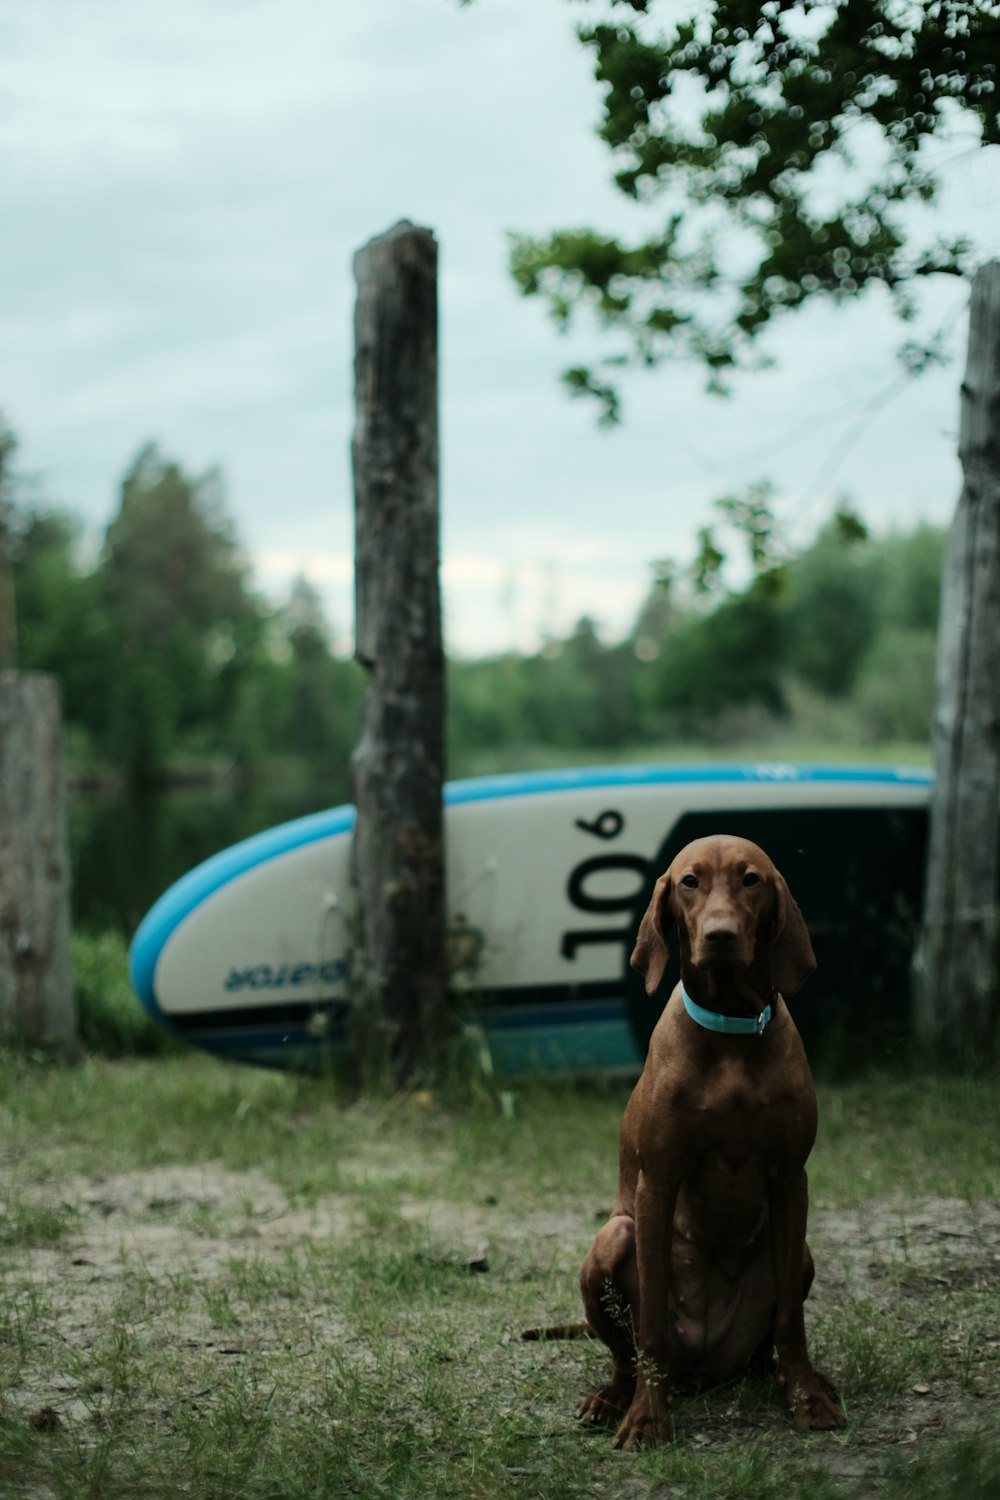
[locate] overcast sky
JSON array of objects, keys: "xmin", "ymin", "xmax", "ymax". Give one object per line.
[{"xmin": 3, "ymin": 0, "xmax": 999, "ymax": 656}]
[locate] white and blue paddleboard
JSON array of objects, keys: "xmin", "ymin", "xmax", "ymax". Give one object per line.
[{"xmin": 129, "ymin": 763, "xmax": 931, "ymax": 1075}]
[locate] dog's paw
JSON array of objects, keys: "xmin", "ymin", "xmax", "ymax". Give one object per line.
[
  {"xmin": 786, "ymin": 1369, "xmax": 846, "ymax": 1430},
  {"xmin": 610, "ymin": 1388, "xmax": 673, "ymax": 1451},
  {"xmin": 577, "ymin": 1377, "xmax": 633, "ymax": 1428}
]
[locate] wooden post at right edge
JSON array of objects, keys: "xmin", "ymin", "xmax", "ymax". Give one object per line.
[{"xmin": 913, "ymin": 262, "xmax": 1000, "ymax": 1058}]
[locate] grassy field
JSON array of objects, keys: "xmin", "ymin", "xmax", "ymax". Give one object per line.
[{"xmin": 1, "ymin": 1054, "xmax": 998, "ymax": 1499}]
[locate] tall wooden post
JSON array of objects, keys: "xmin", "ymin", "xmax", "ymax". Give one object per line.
[
  {"xmin": 0, "ymin": 552, "xmax": 15, "ymax": 672},
  {"xmin": 351, "ymin": 221, "xmax": 447, "ymax": 1080},
  {"xmin": 0, "ymin": 672, "xmax": 76, "ymax": 1052},
  {"xmin": 0, "ymin": 420, "xmax": 18, "ymax": 672},
  {"xmin": 913, "ymin": 262, "xmax": 1000, "ymax": 1057}
]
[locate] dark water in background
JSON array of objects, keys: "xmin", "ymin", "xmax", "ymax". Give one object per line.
[{"xmin": 69, "ymin": 774, "xmax": 352, "ymax": 934}]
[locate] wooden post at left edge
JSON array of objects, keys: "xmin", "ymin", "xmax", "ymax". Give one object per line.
[{"xmin": 0, "ymin": 671, "xmax": 76, "ymax": 1053}]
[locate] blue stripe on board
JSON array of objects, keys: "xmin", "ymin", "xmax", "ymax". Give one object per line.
[
  {"xmin": 162, "ymin": 1015, "xmax": 643, "ymax": 1077},
  {"xmin": 478, "ymin": 999, "xmax": 625, "ymax": 1029},
  {"xmin": 443, "ymin": 761, "xmax": 931, "ymax": 806},
  {"xmin": 166, "ymin": 996, "xmax": 626, "ymax": 1044},
  {"xmin": 485, "ymin": 1018, "xmax": 642, "ymax": 1075},
  {"xmin": 129, "ymin": 762, "xmax": 932, "ymax": 1019}
]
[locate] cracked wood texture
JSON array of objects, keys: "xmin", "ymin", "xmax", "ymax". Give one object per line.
[
  {"xmin": 351, "ymin": 221, "xmax": 446, "ymax": 1078},
  {"xmin": 914, "ymin": 262, "xmax": 1000, "ymax": 1056},
  {"xmin": 0, "ymin": 672, "xmax": 75, "ymax": 1050}
]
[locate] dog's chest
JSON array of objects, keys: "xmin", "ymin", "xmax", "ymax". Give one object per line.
[
  {"xmin": 670, "ymin": 1056, "xmax": 809, "ymax": 1178},
  {"xmin": 685, "ymin": 1053, "xmax": 783, "ymax": 1126}
]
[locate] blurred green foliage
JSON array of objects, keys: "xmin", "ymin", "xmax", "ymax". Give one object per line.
[
  {"xmin": 9, "ymin": 440, "xmax": 366, "ymax": 787},
  {"xmin": 72, "ymin": 928, "xmax": 180, "ymax": 1056},
  {"xmin": 508, "ymin": 0, "xmax": 995, "ymax": 419},
  {"xmin": 452, "ymin": 505, "xmax": 943, "ymax": 761},
  {"xmin": 7, "ymin": 435, "xmax": 944, "ymax": 783}
]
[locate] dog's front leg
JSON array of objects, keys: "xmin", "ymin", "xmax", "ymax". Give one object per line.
[
  {"xmin": 769, "ymin": 1168, "xmax": 845, "ymax": 1430},
  {"xmin": 614, "ymin": 1167, "xmax": 678, "ymax": 1450}
]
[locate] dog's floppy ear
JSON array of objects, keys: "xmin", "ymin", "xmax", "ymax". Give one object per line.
[
  {"xmin": 630, "ymin": 872, "xmax": 672, "ymax": 997},
  {"xmin": 770, "ymin": 871, "xmax": 816, "ymax": 996}
]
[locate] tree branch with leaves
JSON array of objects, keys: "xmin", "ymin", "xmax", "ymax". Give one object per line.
[{"xmin": 507, "ymin": 0, "xmax": 998, "ymax": 420}]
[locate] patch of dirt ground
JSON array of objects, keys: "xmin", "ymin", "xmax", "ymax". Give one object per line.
[{"xmin": 4, "ymin": 1166, "xmax": 999, "ymax": 1489}]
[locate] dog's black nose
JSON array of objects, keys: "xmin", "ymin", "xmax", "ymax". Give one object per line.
[{"xmin": 703, "ymin": 921, "xmax": 739, "ymax": 947}]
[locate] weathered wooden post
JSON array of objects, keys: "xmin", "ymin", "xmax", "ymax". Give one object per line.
[
  {"xmin": 913, "ymin": 262, "xmax": 1000, "ymax": 1057},
  {"xmin": 0, "ymin": 421, "xmax": 18, "ymax": 672},
  {"xmin": 351, "ymin": 220, "xmax": 447, "ymax": 1080},
  {"xmin": 0, "ymin": 552, "xmax": 14, "ymax": 672},
  {"xmin": 0, "ymin": 672, "xmax": 76, "ymax": 1052}
]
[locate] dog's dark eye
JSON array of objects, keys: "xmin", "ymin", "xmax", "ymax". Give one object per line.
[
  {"xmin": 680, "ymin": 874, "xmax": 699, "ymax": 890},
  {"xmin": 742, "ymin": 872, "xmax": 761, "ymax": 887}
]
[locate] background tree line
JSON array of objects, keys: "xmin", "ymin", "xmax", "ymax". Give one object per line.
[
  {"xmin": 451, "ymin": 511, "xmax": 941, "ymax": 765},
  {"xmin": 3, "ymin": 428, "xmax": 365, "ymax": 787},
  {"xmin": 3, "ymin": 420, "xmax": 942, "ymax": 788}
]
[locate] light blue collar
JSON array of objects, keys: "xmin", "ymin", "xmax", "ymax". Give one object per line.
[{"xmin": 681, "ymin": 983, "xmax": 772, "ymax": 1037}]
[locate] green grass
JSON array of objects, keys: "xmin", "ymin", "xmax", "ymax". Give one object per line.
[
  {"xmin": 72, "ymin": 929, "xmax": 181, "ymax": 1058},
  {"xmin": 811, "ymin": 1074, "xmax": 1000, "ymax": 1205},
  {"xmin": 0, "ymin": 1053, "xmax": 997, "ymax": 1498}
]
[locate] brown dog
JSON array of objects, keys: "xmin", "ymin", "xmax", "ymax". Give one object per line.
[{"xmin": 576, "ymin": 834, "xmax": 844, "ymax": 1448}]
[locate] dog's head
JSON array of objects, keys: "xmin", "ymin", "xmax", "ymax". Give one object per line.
[{"xmin": 630, "ymin": 834, "xmax": 816, "ymax": 998}]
